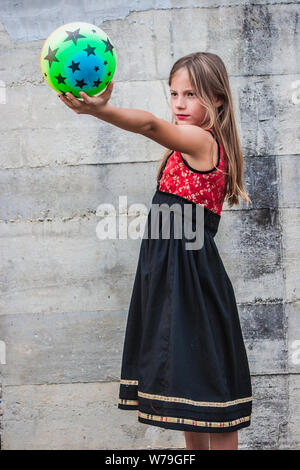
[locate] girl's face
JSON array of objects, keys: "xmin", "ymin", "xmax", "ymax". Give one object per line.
[{"xmin": 170, "ymin": 67, "xmax": 208, "ymax": 127}]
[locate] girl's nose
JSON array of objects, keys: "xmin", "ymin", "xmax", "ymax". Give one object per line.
[{"xmin": 176, "ymin": 97, "xmax": 186, "ymax": 108}]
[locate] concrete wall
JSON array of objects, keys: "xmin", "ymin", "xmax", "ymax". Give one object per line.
[{"xmin": 0, "ymin": 0, "xmax": 299, "ymax": 450}]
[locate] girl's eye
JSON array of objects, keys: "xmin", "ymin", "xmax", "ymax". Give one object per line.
[{"xmin": 170, "ymin": 92, "xmax": 195, "ymax": 96}]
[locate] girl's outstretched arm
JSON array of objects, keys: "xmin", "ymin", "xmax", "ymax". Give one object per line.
[
  {"xmin": 94, "ymin": 104, "xmax": 154, "ymax": 134},
  {"xmin": 59, "ymin": 80, "xmax": 208, "ymax": 156},
  {"xmin": 58, "ymin": 80, "xmax": 153, "ymax": 135}
]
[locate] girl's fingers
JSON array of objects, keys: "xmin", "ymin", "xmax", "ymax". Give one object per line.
[
  {"xmin": 58, "ymin": 84, "xmax": 113, "ymax": 112},
  {"xmin": 59, "ymin": 94, "xmax": 73, "ymax": 106},
  {"xmin": 100, "ymin": 81, "xmax": 113, "ymax": 96},
  {"xmin": 59, "ymin": 93, "xmax": 71, "ymax": 102},
  {"xmin": 79, "ymin": 91, "xmax": 90, "ymax": 103},
  {"xmin": 59, "ymin": 94, "xmax": 70, "ymax": 104},
  {"xmin": 65, "ymin": 92, "xmax": 78, "ymax": 104},
  {"xmin": 59, "ymin": 92, "xmax": 82, "ymax": 112}
]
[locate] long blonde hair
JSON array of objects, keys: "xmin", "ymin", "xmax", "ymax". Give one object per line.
[{"xmin": 156, "ymin": 52, "xmax": 251, "ymax": 208}]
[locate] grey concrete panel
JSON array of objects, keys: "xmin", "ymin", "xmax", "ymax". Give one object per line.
[
  {"xmin": 0, "ymin": 160, "xmax": 159, "ymax": 220},
  {"xmin": 0, "ymin": 153, "xmax": 279, "ymax": 221},
  {"xmin": 0, "ymin": 309, "xmax": 127, "ymax": 386},
  {"xmin": 1, "ymin": 381, "xmax": 185, "ymax": 450},
  {"xmin": 245, "ymin": 374, "xmax": 289, "ymax": 449},
  {"xmin": 0, "ymin": 80, "xmax": 170, "ymax": 168},
  {"xmin": 215, "ymin": 208, "xmax": 283, "ymax": 303},
  {"xmin": 0, "ymin": 302, "xmax": 285, "ymax": 387},
  {"xmin": 239, "ymin": 302, "xmax": 286, "ymax": 375},
  {"xmin": 286, "ymin": 300, "xmax": 300, "ymax": 374},
  {"xmin": 0, "ymin": 216, "xmax": 146, "ymax": 315},
  {"xmin": 0, "ymin": 207, "xmax": 283, "ymax": 316},
  {"xmin": 288, "ymin": 374, "xmax": 300, "ymax": 449},
  {"xmin": 279, "ymin": 156, "xmax": 300, "ymax": 208},
  {"xmin": 280, "ymin": 209, "xmax": 300, "ymax": 303},
  {"xmin": 0, "ymin": 74, "xmax": 298, "ymax": 170},
  {"xmin": 0, "ymin": 374, "xmax": 289, "ymax": 450}
]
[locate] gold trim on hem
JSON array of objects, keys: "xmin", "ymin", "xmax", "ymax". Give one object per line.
[
  {"xmin": 120, "ymin": 379, "xmax": 138, "ymax": 386},
  {"xmin": 119, "ymin": 398, "xmax": 138, "ymax": 406},
  {"xmin": 138, "ymin": 411, "xmax": 251, "ymax": 429},
  {"xmin": 120, "ymin": 379, "xmax": 252, "ymax": 408},
  {"xmin": 138, "ymin": 391, "xmax": 252, "ymax": 408}
]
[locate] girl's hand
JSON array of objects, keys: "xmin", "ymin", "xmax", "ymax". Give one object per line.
[{"xmin": 58, "ymin": 80, "xmax": 114, "ymax": 115}]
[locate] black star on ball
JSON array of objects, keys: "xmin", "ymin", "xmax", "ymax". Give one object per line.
[
  {"xmin": 83, "ymin": 44, "xmax": 96, "ymax": 56},
  {"xmin": 94, "ymin": 66, "xmax": 100, "ymax": 71},
  {"xmin": 44, "ymin": 46, "xmax": 59, "ymax": 68},
  {"xmin": 102, "ymin": 37, "xmax": 114, "ymax": 56},
  {"xmin": 68, "ymin": 61, "xmax": 81, "ymax": 73},
  {"xmin": 93, "ymin": 78, "xmax": 102, "ymax": 87},
  {"xmin": 64, "ymin": 28, "xmax": 86, "ymax": 45},
  {"xmin": 55, "ymin": 73, "xmax": 67, "ymax": 84},
  {"xmin": 75, "ymin": 78, "xmax": 87, "ymax": 89}
]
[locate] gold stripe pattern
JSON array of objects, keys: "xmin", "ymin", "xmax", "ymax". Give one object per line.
[
  {"xmin": 120, "ymin": 379, "xmax": 252, "ymax": 408},
  {"xmin": 120, "ymin": 379, "xmax": 138, "ymax": 386},
  {"xmin": 138, "ymin": 411, "xmax": 251, "ymax": 429},
  {"xmin": 119, "ymin": 398, "xmax": 139, "ymax": 406},
  {"xmin": 138, "ymin": 391, "xmax": 252, "ymax": 408}
]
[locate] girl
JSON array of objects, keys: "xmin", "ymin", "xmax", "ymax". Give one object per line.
[{"xmin": 59, "ymin": 52, "xmax": 253, "ymax": 451}]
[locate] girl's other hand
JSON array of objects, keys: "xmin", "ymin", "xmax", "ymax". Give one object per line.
[{"xmin": 58, "ymin": 80, "xmax": 114, "ymax": 116}]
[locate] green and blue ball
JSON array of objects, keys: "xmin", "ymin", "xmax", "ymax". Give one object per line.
[{"xmin": 40, "ymin": 21, "xmax": 117, "ymax": 98}]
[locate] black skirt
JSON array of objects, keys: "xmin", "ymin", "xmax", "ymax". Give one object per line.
[{"xmin": 118, "ymin": 188, "xmax": 252, "ymax": 433}]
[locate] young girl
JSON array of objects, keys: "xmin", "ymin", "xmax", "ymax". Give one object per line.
[{"xmin": 59, "ymin": 51, "xmax": 252, "ymax": 451}]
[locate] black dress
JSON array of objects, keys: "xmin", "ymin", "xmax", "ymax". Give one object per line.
[{"xmin": 118, "ymin": 136, "xmax": 252, "ymax": 433}]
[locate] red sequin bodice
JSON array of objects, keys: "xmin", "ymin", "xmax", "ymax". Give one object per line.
[{"xmin": 158, "ymin": 129, "xmax": 227, "ymax": 215}]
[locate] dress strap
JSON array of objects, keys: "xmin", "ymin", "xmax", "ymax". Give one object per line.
[
  {"xmin": 207, "ymin": 128, "xmax": 216, "ymax": 138},
  {"xmin": 207, "ymin": 128, "xmax": 220, "ymax": 149}
]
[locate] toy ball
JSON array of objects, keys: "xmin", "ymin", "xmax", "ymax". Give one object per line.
[{"xmin": 40, "ymin": 21, "xmax": 117, "ymax": 98}]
